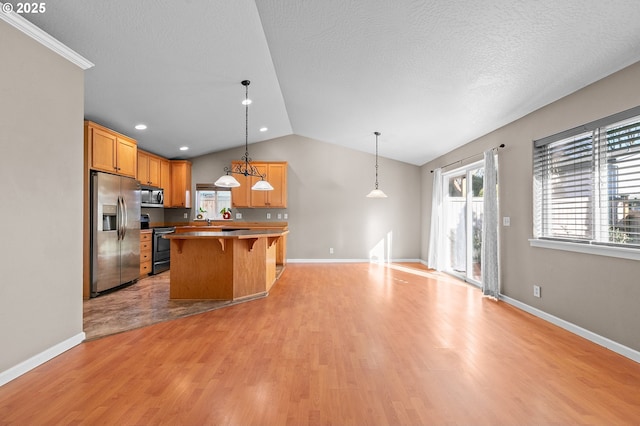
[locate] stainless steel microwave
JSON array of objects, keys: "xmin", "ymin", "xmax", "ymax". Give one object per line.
[{"xmin": 141, "ymin": 187, "xmax": 164, "ymax": 208}]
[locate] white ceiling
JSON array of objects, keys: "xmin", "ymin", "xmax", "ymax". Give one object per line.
[{"xmin": 23, "ymin": 0, "xmax": 640, "ymax": 165}]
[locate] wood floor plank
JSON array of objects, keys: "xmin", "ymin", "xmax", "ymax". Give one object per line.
[{"xmin": 1, "ymin": 263, "xmax": 640, "ymax": 424}]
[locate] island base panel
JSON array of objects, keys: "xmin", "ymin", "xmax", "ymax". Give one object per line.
[
  {"xmin": 169, "ymin": 239, "xmax": 234, "ymax": 299},
  {"xmin": 169, "ymin": 236, "xmax": 277, "ymax": 300}
]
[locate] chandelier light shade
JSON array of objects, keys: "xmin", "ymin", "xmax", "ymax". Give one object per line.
[
  {"xmin": 252, "ymin": 179, "xmax": 274, "ymax": 190},
  {"xmin": 214, "ymin": 174, "xmax": 240, "ymax": 188},
  {"xmin": 215, "ymin": 80, "xmax": 273, "ymax": 190},
  {"xmin": 366, "ymin": 131, "xmax": 387, "ymax": 198}
]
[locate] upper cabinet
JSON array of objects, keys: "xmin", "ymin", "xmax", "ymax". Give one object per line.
[
  {"xmin": 231, "ymin": 161, "xmax": 287, "ymax": 208},
  {"xmin": 230, "ymin": 162, "xmax": 251, "ymax": 208},
  {"xmin": 85, "ymin": 121, "xmax": 137, "ymax": 178},
  {"xmin": 160, "ymin": 158, "xmax": 171, "ymax": 196},
  {"xmin": 137, "ymin": 150, "xmax": 162, "ymax": 187},
  {"xmin": 168, "ymin": 160, "xmax": 192, "ymax": 208},
  {"xmin": 136, "ymin": 148, "xmax": 187, "ymax": 207},
  {"xmin": 261, "ymin": 162, "xmax": 287, "ymax": 208}
]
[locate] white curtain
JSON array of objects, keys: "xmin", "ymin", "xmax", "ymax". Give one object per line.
[
  {"xmin": 428, "ymin": 168, "xmax": 443, "ymax": 270},
  {"xmin": 482, "ymin": 150, "xmax": 499, "ymax": 298}
]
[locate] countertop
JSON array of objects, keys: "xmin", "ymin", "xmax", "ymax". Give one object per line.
[
  {"xmin": 152, "ymin": 221, "xmax": 288, "ymax": 229},
  {"xmin": 164, "ymin": 229, "xmax": 289, "ymax": 240}
]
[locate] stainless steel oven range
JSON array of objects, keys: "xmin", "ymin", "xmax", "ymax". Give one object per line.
[{"xmin": 152, "ymin": 226, "xmax": 175, "ymax": 274}]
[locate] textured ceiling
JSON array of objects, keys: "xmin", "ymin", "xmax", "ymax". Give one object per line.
[{"xmin": 22, "ymin": 0, "xmax": 640, "ymax": 165}]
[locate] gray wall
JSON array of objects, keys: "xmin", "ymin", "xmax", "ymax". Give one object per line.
[
  {"xmin": 0, "ymin": 22, "xmax": 84, "ymax": 373},
  {"xmin": 422, "ymin": 61, "xmax": 640, "ymax": 352},
  {"xmin": 191, "ymin": 134, "xmax": 423, "ymax": 260}
]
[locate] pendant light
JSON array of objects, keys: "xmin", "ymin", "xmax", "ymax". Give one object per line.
[
  {"xmin": 366, "ymin": 131, "xmax": 387, "ymax": 198},
  {"xmin": 215, "ymin": 80, "xmax": 273, "ymax": 190}
]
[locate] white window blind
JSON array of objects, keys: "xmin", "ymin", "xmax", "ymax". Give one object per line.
[{"xmin": 533, "ymin": 106, "xmax": 640, "ymax": 248}]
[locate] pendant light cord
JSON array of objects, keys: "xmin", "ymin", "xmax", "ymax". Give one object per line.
[
  {"xmin": 242, "ymin": 80, "xmax": 251, "ymax": 168},
  {"xmin": 374, "ymin": 131, "xmax": 381, "ymax": 189}
]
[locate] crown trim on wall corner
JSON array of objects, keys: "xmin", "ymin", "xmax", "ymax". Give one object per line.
[{"xmin": 0, "ymin": 4, "xmax": 94, "ymax": 70}]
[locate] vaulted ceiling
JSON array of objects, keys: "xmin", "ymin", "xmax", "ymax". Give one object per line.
[{"xmin": 24, "ymin": 0, "xmax": 640, "ymax": 165}]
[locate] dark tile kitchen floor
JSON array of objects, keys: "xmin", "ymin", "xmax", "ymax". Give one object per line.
[{"xmin": 83, "ymin": 270, "xmax": 277, "ymax": 340}]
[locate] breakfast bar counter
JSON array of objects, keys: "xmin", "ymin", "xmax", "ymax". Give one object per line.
[{"xmin": 164, "ymin": 229, "xmax": 288, "ymax": 300}]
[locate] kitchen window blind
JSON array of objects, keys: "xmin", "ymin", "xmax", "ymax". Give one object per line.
[{"xmin": 533, "ymin": 106, "xmax": 640, "ymax": 247}]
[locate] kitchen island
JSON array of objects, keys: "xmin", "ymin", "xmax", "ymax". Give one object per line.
[{"xmin": 164, "ymin": 229, "xmax": 288, "ymax": 300}]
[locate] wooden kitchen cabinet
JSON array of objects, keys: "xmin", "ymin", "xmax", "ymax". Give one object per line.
[
  {"xmin": 248, "ymin": 163, "xmax": 269, "ymax": 207},
  {"xmin": 230, "ymin": 161, "xmax": 287, "ymax": 208},
  {"xmin": 261, "ymin": 162, "xmax": 287, "ymax": 208},
  {"xmin": 137, "ymin": 150, "xmax": 161, "ymax": 187},
  {"xmin": 160, "ymin": 158, "xmax": 171, "ymax": 204},
  {"xmin": 230, "ymin": 161, "xmax": 251, "ymax": 208},
  {"xmin": 85, "ymin": 121, "xmax": 137, "ymax": 178},
  {"xmin": 140, "ymin": 230, "xmax": 152, "ymax": 276},
  {"xmin": 168, "ymin": 160, "xmax": 191, "ymax": 208}
]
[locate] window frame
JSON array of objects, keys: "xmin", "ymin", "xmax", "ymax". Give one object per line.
[
  {"xmin": 531, "ymin": 105, "xmax": 640, "ymax": 260},
  {"xmin": 194, "ymin": 184, "xmax": 232, "ymax": 220}
]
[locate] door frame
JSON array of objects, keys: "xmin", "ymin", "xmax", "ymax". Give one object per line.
[{"xmin": 442, "ymin": 160, "xmax": 484, "ymax": 287}]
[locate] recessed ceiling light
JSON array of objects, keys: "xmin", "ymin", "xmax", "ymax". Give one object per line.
[
  {"xmin": 134, "ymin": 124, "xmax": 147, "ymax": 130},
  {"xmin": 179, "ymin": 146, "xmax": 189, "ymax": 151},
  {"xmin": 259, "ymin": 127, "xmax": 268, "ymax": 132}
]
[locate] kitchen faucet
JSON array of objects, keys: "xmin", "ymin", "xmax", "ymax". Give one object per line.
[{"xmin": 206, "ymin": 218, "xmax": 211, "ymax": 226}]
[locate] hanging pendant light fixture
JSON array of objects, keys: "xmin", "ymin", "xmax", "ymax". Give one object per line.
[
  {"xmin": 366, "ymin": 131, "xmax": 387, "ymax": 198},
  {"xmin": 215, "ymin": 80, "xmax": 273, "ymax": 191}
]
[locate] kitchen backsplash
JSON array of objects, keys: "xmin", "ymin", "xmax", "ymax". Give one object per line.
[
  {"xmin": 141, "ymin": 207, "xmax": 165, "ymax": 224},
  {"xmin": 163, "ymin": 208, "xmax": 191, "ymax": 223},
  {"xmin": 233, "ymin": 208, "xmax": 288, "ymax": 222},
  {"xmin": 142, "ymin": 206, "xmax": 288, "ymax": 225}
]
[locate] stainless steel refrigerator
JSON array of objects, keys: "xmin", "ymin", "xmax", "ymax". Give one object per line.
[{"xmin": 91, "ymin": 171, "xmax": 141, "ymax": 296}]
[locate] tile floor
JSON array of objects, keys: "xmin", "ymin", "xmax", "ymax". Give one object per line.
[{"xmin": 83, "ymin": 270, "xmax": 272, "ymax": 340}]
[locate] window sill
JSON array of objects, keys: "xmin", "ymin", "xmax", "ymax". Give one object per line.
[{"xmin": 529, "ymin": 239, "xmax": 640, "ymax": 261}]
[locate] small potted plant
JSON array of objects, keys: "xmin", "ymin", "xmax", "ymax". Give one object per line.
[
  {"xmin": 220, "ymin": 207, "xmax": 232, "ymax": 220},
  {"xmin": 196, "ymin": 207, "xmax": 207, "ymax": 220}
]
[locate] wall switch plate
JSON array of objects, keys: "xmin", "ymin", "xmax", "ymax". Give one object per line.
[
  {"xmin": 503, "ymin": 216, "xmax": 511, "ymax": 226},
  {"xmin": 329, "ymin": 248, "xmax": 334, "ymax": 254},
  {"xmin": 236, "ymin": 212, "xmax": 242, "ymax": 219},
  {"xmin": 183, "ymin": 213, "xmax": 188, "ymax": 219},
  {"xmin": 266, "ymin": 213, "xmax": 271, "ymax": 219},
  {"xmin": 533, "ymin": 285, "xmax": 541, "ymax": 298}
]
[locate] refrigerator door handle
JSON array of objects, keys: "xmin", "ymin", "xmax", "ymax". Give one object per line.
[
  {"xmin": 122, "ymin": 196, "xmax": 128, "ymax": 239},
  {"xmin": 115, "ymin": 197, "xmax": 119, "ymax": 240},
  {"xmin": 117, "ymin": 196, "xmax": 123, "ymax": 241}
]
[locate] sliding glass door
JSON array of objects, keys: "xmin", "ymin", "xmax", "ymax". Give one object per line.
[{"xmin": 443, "ymin": 162, "xmax": 484, "ymax": 285}]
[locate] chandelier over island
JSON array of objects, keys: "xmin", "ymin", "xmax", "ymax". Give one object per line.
[{"xmin": 215, "ymin": 80, "xmax": 273, "ymax": 191}]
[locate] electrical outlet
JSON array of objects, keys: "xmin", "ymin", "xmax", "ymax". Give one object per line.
[
  {"xmin": 266, "ymin": 213, "xmax": 271, "ymax": 219},
  {"xmin": 284, "ymin": 213, "xmax": 288, "ymax": 219},
  {"xmin": 277, "ymin": 213, "xmax": 282, "ymax": 219},
  {"xmin": 183, "ymin": 213, "xmax": 188, "ymax": 219},
  {"xmin": 329, "ymin": 247, "xmax": 334, "ymax": 254},
  {"xmin": 236, "ymin": 212, "xmax": 242, "ymax": 219},
  {"xmin": 503, "ymin": 216, "xmax": 511, "ymax": 226},
  {"xmin": 533, "ymin": 285, "xmax": 541, "ymax": 298}
]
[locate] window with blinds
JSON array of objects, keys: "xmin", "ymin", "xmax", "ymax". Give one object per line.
[{"xmin": 533, "ymin": 106, "xmax": 640, "ymax": 248}]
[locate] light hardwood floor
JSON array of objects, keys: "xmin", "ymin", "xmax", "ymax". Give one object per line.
[{"xmin": 1, "ymin": 263, "xmax": 640, "ymax": 424}]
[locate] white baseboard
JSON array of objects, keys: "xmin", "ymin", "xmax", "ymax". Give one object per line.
[
  {"xmin": 500, "ymin": 295, "xmax": 640, "ymax": 364},
  {"xmin": 0, "ymin": 332, "xmax": 86, "ymax": 387}
]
